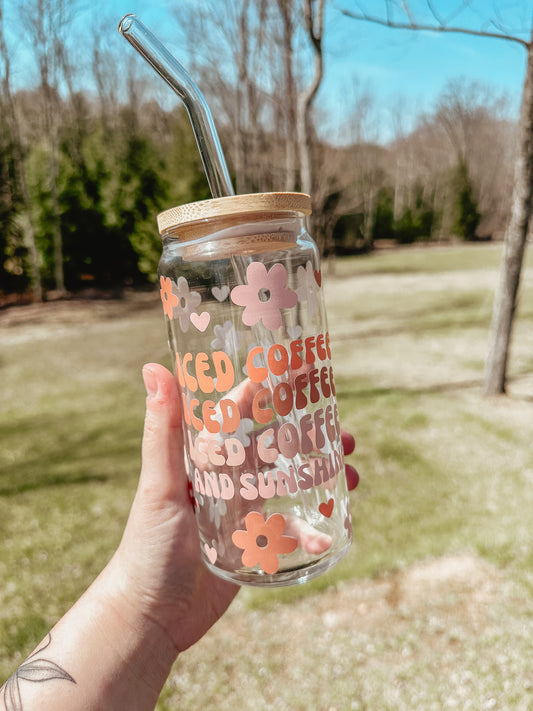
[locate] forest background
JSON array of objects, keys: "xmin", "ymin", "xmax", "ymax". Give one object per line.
[{"xmin": 0, "ymin": 0, "xmax": 528, "ymax": 300}]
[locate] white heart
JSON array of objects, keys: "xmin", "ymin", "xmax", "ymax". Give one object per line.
[
  {"xmin": 287, "ymin": 325, "xmax": 302, "ymax": 339},
  {"xmin": 212, "ymin": 285, "xmax": 230, "ymax": 302}
]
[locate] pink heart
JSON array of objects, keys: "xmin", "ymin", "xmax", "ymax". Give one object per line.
[
  {"xmin": 319, "ymin": 498, "xmax": 334, "ymax": 518},
  {"xmin": 212, "ymin": 285, "xmax": 230, "ymax": 302},
  {"xmin": 190, "ymin": 311, "xmax": 211, "ymax": 331},
  {"xmin": 204, "ymin": 544, "xmax": 217, "ymax": 564}
]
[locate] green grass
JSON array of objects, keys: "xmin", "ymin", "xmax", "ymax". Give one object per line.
[
  {"xmin": 1, "ymin": 244, "xmax": 533, "ymax": 708},
  {"xmin": 332, "ymin": 242, "xmax": 533, "ymax": 276}
]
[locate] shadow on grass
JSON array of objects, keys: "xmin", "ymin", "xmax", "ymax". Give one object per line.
[
  {"xmin": 0, "ymin": 472, "xmax": 109, "ymax": 498},
  {"xmin": 0, "ymin": 409, "xmax": 140, "ymax": 498},
  {"xmin": 337, "ymin": 370, "xmax": 533, "ymax": 402},
  {"xmin": 335, "ymin": 292, "xmax": 493, "ymax": 339}
]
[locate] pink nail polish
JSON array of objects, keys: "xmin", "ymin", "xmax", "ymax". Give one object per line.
[{"xmin": 142, "ymin": 366, "xmax": 158, "ymax": 396}]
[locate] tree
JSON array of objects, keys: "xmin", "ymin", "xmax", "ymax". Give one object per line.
[
  {"xmin": 174, "ymin": 0, "xmax": 326, "ymax": 218},
  {"xmin": 17, "ymin": 0, "xmax": 76, "ymax": 295},
  {"xmin": 0, "ymin": 0, "xmax": 42, "ymax": 300},
  {"xmin": 340, "ymin": 1, "xmax": 532, "ymax": 395},
  {"xmin": 433, "ymin": 79, "xmax": 511, "ymax": 240},
  {"xmin": 297, "ymin": 0, "xmax": 325, "ymax": 197}
]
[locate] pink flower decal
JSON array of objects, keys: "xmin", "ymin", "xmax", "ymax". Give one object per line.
[
  {"xmin": 160, "ymin": 276, "xmax": 179, "ymax": 319},
  {"xmin": 231, "ymin": 262, "xmax": 298, "ymax": 330},
  {"xmin": 232, "ymin": 511, "xmax": 298, "ymax": 574}
]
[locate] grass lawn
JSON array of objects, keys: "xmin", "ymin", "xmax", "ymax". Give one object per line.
[{"xmin": 1, "ymin": 243, "xmax": 533, "ymax": 709}]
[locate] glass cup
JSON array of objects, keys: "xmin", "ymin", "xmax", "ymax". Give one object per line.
[{"xmin": 157, "ymin": 192, "xmax": 352, "ymax": 586}]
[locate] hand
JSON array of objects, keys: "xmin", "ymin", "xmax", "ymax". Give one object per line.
[
  {"xmin": 110, "ymin": 363, "xmax": 238, "ymax": 655},
  {"xmin": 108, "ymin": 363, "xmax": 360, "ymax": 655}
]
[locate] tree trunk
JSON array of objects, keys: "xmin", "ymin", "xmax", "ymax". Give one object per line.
[
  {"xmin": 296, "ymin": 0, "xmax": 325, "ymax": 197},
  {"xmin": 48, "ymin": 140, "xmax": 66, "ymax": 295},
  {"xmin": 277, "ymin": 0, "xmax": 298, "ymax": 192},
  {"xmin": 483, "ymin": 35, "xmax": 533, "ymax": 395},
  {"xmin": 0, "ymin": 5, "xmax": 43, "ymax": 301}
]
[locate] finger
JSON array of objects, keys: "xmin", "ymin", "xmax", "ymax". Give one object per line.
[
  {"xmin": 345, "ymin": 464, "xmax": 360, "ymax": 491},
  {"xmin": 341, "ymin": 430, "xmax": 355, "ymax": 456},
  {"xmin": 284, "ymin": 515, "xmax": 332, "ymax": 555},
  {"xmin": 139, "ymin": 363, "xmax": 186, "ymax": 503}
]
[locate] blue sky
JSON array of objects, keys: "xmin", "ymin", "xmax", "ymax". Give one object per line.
[
  {"xmin": 3, "ymin": 0, "xmax": 529, "ymax": 142},
  {"xmin": 322, "ymin": 1, "xmax": 528, "ymax": 139}
]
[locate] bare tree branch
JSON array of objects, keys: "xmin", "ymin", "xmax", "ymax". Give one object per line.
[{"xmin": 339, "ymin": 5, "xmax": 530, "ymax": 48}]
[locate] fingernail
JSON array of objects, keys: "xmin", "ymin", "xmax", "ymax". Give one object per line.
[{"xmin": 142, "ymin": 366, "xmax": 158, "ymax": 397}]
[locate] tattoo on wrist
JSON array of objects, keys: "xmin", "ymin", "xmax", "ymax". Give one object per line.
[{"xmin": 1, "ymin": 634, "xmax": 75, "ymax": 711}]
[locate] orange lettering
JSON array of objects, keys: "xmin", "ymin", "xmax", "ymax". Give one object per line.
[
  {"xmin": 182, "ymin": 353, "xmax": 197, "ymax": 392},
  {"xmin": 329, "ymin": 366, "xmax": 336, "ymax": 396},
  {"xmin": 325, "ymin": 404, "xmax": 336, "ymax": 443},
  {"xmin": 304, "ymin": 336, "xmax": 316, "ymax": 364},
  {"xmin": 202, "ymin": 400, "xmax": 219, "ymax": 433},
  {"xmin": 325, "ymin": 332, "xmax": 332, "ymax": 359},
  {"xmin": 316, "ymin": 333, "xmax": 327, "ymax": 360},
  {"xmin": 273, "ymin": 382, "xmax": 293, "ymax": 416},
  {"xmin": 219, "ymin": 398, "xmax": 240, "ymax": 433},
  {"xmin": 213, "ymin": 351, "xmax": 235, "ymax": 392},
  {"xmin": 320, "ymin": 366, "xmax": 331, "ymax": 398},
  {"xmin": 290, "ymin": 339, "xmax": 304, "ymax": 370},
  {"xmin": 252, "ymin": 388, "xmax": 273, "ymax": 424},
  {"xmin": 190, "ymin": 399, "xmax": 203, "ymax": 431},
  {"xmin": 246, "ymin": 346, "xmax": 267, "ymax": 383},
  {"xmin": 196, "ymin": 353, "xmax": 214, "ymax": 393},
  {"xmin": 309, "ymin": 369, "xmax": 320, "ymax": 403},
  {"xmin": 267, "ymin": 344, "xmax": 289, "ymax": 376}
]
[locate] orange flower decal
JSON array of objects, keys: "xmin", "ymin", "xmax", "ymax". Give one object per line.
[
  {"xmin": 232, "ymin": 511, "xmax": 298, "ymax": 574},
  {"xmin": 160, "ymin": 275, "xmax": 179, "ymax": 318}
]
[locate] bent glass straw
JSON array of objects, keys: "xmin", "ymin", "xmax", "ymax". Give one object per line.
[{"xmin": 118, "ymin": 14, "xmax": 234, "ymax": 199}]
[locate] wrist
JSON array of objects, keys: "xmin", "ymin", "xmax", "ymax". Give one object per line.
[{"xmin": 91, "ymin": 558, "xmax": 179, "ymax": 702}]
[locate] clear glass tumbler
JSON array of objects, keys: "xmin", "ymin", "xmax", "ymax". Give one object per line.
[{"xmin": 157, "ymin": 192, "xmax": 352, "ymax": 586}]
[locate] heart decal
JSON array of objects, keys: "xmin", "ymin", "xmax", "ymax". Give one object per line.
[
  {"xmin": 287, "ymin": 324, "xmax": 302, "ymax": 340},
  {"xmin": 314, "ymin": 270, "xmax": 322, "ymax": 287},
  {"xmin": 204, "ymin": 543, "xmax": 218, "ymax": 564},
  {"xmin": 319, "ymin": 498, "xmax": 334, "ymax": 518},
  {"xmin": 212, "ymin": 285, "xmax": 230, "ymax": 302},
  {"xmin": 190, "ymin": 311, "xmax": 211, "ymax": 331}
]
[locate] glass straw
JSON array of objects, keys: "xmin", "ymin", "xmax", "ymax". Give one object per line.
[{"xmin": 118, "ymin": 14, "xmax": 234, "ymax": 199}]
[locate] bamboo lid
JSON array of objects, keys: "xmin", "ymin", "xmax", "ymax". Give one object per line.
[{"xmin": 157, "ymin": 192, "xmax": 312, "ymax": 235}]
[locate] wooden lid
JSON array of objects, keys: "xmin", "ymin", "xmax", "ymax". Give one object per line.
[{"xmin": 157, "ymin": 192, "xmax": 311, "ymax": 234}]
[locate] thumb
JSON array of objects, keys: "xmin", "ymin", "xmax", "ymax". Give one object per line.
[{"xmin": 139, "ymin": 363, "xmax": 187, "ymax": 503}]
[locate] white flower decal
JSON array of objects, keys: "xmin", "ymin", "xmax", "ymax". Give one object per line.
[
  {"xmin": 228, "ymin": 417, "xmax": 254, "ymax": 447},
  {"xmin": 295, "ymin": 261, "xmax": 320, "ymax": 316},
  {"xmin": 174, "ymin": 276, "xmax": 202, "ymax": 332},
  {"xmin": 211, "ymin": 320, "xmax": 244, "ymax": 352}
]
